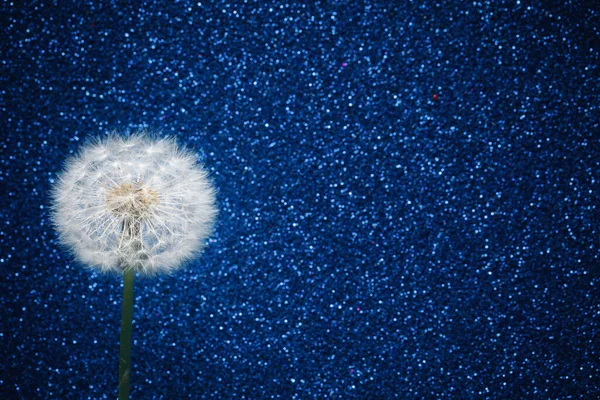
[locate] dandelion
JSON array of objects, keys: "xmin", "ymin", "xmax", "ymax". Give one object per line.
[
  {"xmin": 52, "ymin": 134, "xmax": 217, "ymax": 276},
  {"xmin": 51, "ymin": 133, "xmax": 217, "ymax": 399}
]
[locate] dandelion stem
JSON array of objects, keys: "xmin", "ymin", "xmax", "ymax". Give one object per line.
[{"xmin": 118, "ymin": 267, "xmax": 135, "ymax": 400}]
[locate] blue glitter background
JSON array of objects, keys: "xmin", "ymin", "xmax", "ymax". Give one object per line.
[{"xmin": 1, "ymin": 1, "xmax": 599, "ymax": 398}]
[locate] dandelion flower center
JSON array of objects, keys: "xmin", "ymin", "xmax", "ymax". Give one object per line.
[{"xmin": 106, "ymin": 182, "xmax": 159, "ymax": 219}]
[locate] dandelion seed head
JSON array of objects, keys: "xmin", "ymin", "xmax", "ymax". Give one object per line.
[{"xmin": 51, "ymin": 133, "xmax": 218, "ymax": 275}]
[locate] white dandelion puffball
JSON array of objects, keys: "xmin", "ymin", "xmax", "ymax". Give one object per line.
[{"xmin": 51, "ymin": 134, "xmax": 218, "ymax": 275}]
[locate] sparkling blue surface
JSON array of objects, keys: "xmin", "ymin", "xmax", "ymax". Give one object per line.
[{"xmin": 1, "ymin": 1, "xmax": 599, "ymax": 398}]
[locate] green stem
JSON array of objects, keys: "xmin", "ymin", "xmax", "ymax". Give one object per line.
[{"xmin": 118, "ymin": 267, "xmax": 135, "ymax": 400}]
